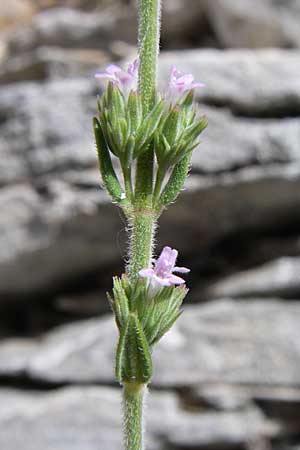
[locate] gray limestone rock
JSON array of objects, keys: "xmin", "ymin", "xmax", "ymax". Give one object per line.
[
  {"xmin": 4, "ymin": 7, "xmax": 136, "ymax": 56},
  {"xmin": 154, "ymin": 300, "xmax": 300, "ymax": 387},
  {"xmin": 159, "ymin": 49, "xmax": 300, "ymax": 116},
  {"xmin": 0, "ymin": 338, "xmax": 37, "ymax": 377},
  {"xmin": 0, "ymin": 78, "xmax": 96, "ymax": 184},
  {"xmin": 162, "ymin": 0, "xmax": 208, "ymax": 48},
  {"xmin": 190, "ymin": 384, "xmax": 300, "ymax": 422},
  {"xmin": 0, "ymin": 47, "xmax": 110, "ymax": 84},
  {"xmin": 1, "ymin": 300, "xmax": 300, "ymax": 389},
  {"xmin": 1, "ymin": 50, "xmax": 300, "ymax": 296},
  {"xmin": 203, "ymin": 257, "xmax": 300, "ymax": 299},
  {"xmin": 0, "ymin": 386, "xmax": 276, "ymax": 450},
  {"xmin": 0, "ymin": 181, "xmax": 123, "ymax": 296},
  {"xmin": 206, "ymin": 0, "xmax": 300, "ymax": 49}
]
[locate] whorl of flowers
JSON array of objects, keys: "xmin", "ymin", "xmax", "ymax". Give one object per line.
[{"xmin": 94, "ymin": 57, "xmax": 207, "ymax": 209}]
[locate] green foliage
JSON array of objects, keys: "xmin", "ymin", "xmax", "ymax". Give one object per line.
[
  {"xmin": 93, "ymin": 118, "xmax": 127, "ymax": 206},
  {"xmin": 154, "ymin": 92, "xmax": 208, "ymax": 170},
  {"xmin": 159, "ymin": 153, "xmax": 192, "ymax": 207},
  {"xmin": 110, "ymin": 275, "xmax": 188, "ymax": 384},
  {"xmin": 115, "ymin": 313, "xmax": 153, "ymax": 383},
  {"xmin": 97, "ymin": 83, "xmax": 164, "ymax": 166},
  {"xmin": 94, "ymin": 85, "xmax": 207, "ymax": 214}
]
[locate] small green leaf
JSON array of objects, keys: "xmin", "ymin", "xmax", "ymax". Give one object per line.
[
  {"xmin": 138, "ymin": 285, "xmax": 188, "ymax": 346},
  {"xmin": 159, "ymin": 153, "xmax": 191, "ymax": 207},
  {"xmin": 151, "ymin": 311, "xmax": 182, "ymax": 345},
  {"xmin": 163, "ymin": 106, "xmax": 182, "ymax": 147},
  {"xmin": 106, "ymin": 121, "xmax": 121, "ymax": 157},
  {"xmin": 127, "ymin": 90, "xmax": 142, "ymax": 134},
  {"xmin": 119, "ymin": 117, "xmax": 128, "ymax": 147},
  {"xmin": 112, "ymin": 86, "xmax": 126, "ymax": 117},
  {"xmin": 115, "ymin": 314, "xmax": 153, "ymax": 384},
  {"xmin": 179, "ymin": 90, "xmax": 194, "ymax": 107},
  {"xmin": 107, "ymin": 292, "xmax": 122, "ymax": 330},
  {"xmin": 97, "ymin": 96, "xmax": 102, "ymax": 114},
  {"xmin": 112, "ymin": 277, "xmax": 130, "ymax": 328},
  {"xmin": 105, "ymin": 81, "xmax": 114, "ymax": 107},
  {"xmin": 115, "ymin": 318, "xmax": 130, "ymax": 382},
  {"xmin": 98, "ymin": 111, "xmax": 120, "ymax": 157},
  {"xmin": 134, "ymin": 100, "xmax": 164, "ymax": 157},
  {"xmin": 155, "ymin": 134, "xmax": 171, "ymax": 167},
  {"xmin": 184, "ymin": 116, "xmax": 207, "ymax": 143},
  {"xmin": 125, "ymin": 136, "xmax": 135, "ymax": 168},
  {"xmin": 93, "ymin": 118, "xmax": 124, "ymax": 204}
]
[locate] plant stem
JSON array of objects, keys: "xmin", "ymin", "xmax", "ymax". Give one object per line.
[
  {"xmin": 123, "ymin": 383, "xmax": 146, "ymax": 450},
  {"xmin": 121, "ymin": 162, "xmax": 133, "ymax": 203},
  {"xmin": 129, "ymin": 211, "xmax": 156, "ymax": 283},
  {"xmin": 138, "ymin": 0, "xmax": 161, "ymax": 113},
  {"xmin": 135, "ymin": 0, "xmax": 161, "ymax": 205},
  {"xmin": 122, "ymin": 3, "xmax": 161, "ymax": 450}
]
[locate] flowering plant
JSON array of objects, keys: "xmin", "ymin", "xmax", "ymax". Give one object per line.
[{"xmin": 93, "ymin": 1, "xmax": 207, "ymax": 449}]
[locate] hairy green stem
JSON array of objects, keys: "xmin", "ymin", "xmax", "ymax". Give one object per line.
[
  {"xmin": 129, "ymin": 212, "xmax": 156, "ymax": 284},
  {"xmin": 121, "ymin": 163, "xmax": 133, "ymax": 203},
  {"xmin": 123, "ymin": 383, "xmax": 146, "ymax": 450},
  {"xmin": 135, "ymin": 0, "xmax": 161, "ymax": 205},
  {"xmin": 123, "ymin": 3, "xmax": 161, "ymax": 450},
  {"xmin": 138, "ymin": 0, "xmax": 161, "ymax": 112}
]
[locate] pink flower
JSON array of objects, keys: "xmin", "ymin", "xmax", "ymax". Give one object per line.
[
  {"xmin": 95, "ymin": 58, "xmax": 139, "ymax": 90},
  {"xmin": 139, "ymin": 246, "xmax": 190, "ymax": 288},
  {"xmin": 169, "ymin": 65, "xmax": 205, "ymax": 96}
]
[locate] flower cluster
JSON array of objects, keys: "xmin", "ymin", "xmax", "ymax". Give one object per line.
[
  {"xmin": 109, "ymin": 251, "xmax": 189, "ymax": 384},
  {"xmin": 94, "ymin": 57, "xmax": 207, "ymax": 210},
  {"xmin": 95, "ymin": 58, "xmax": 204, "ymax": 101},
  {"xmin": 139, "ymin": 246, "xmax": 190, "ymax": 288},
  {"xmin": 154, "ymin": 91, "xmax": 207, "ymax": 170},
  {"xmin": 169, "ymin": 65, "xmax": 205, "ymax": 98},
  {"xmin": 97, "ymin": 80, "xmax": 164, "ymax": 164},
  {"xmin": 95, "ymin": 58, "xmax": 139, "ymax": 92}
]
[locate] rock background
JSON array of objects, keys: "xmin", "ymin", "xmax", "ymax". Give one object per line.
[{"xmin": 1, "ymin": 1, "xmax": 300, "ymax": 449}]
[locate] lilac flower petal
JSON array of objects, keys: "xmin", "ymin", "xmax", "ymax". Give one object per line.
[
  {"xmin": 95, "ymin": 58, "xmax": 138, "ymax": 92},
  {"xmin": 170, "ymin": 65, "xmax": 180, "ymax": 78},
  {"xmin": 153, "ymin": 275, "xmax": 173, "ymax": 287},
  {"xmin": 139, "ymin": 268, "xmax": 155, "ymax": 278},
  {"xmin": 167, "ymin": 274, "xmax": 186, "ymax": 285},
  {"xmin": 162, "ymin": 246, "xmax": 178, "ymax": 264},
  {"xmin": 177, "ymin": 74, "xmax": 194, "ymax": 84},
  {"xmin": 169, "ymin": 65, "xmax": 205, "ymax": 96},
  {"xmin": 117, "ymin": 71, "xmax": 133, "ymax": 85},
  {"xmin": 192, "ymin": 81, "xmax": 206, "ymax": 88},
  {"xmin": 139, "ymin": 245, "xmax": 190, "ymax": 288},
  {"xmin": 155, "ymin": 246, "xmax": 178, "ymax": 277},
  {"xmin": 173, "ymin": 266, "xmax": 190, "ymax": 274},
  {"xmin": 128, "ymin": 58, "xmax": 139, "ymax": 76},
  {"xmin": 95, "ymin": 73, "xmax": 115, "ymax": 80},
  {"xmin": 106, "ymin": 64, "xmax": 122, "ymax": 74}
]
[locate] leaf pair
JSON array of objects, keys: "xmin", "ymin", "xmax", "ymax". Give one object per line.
[
  {"xmin": 109, "ymin": 275, "xmax": 188, "ymax": 384},
  {"xmin": 154, "ymin": 93, "xmax": 207, "ymax": 170},
  {"xmin": 135, "ymin": 285, "xmax": 187, "ymax": 346},
  {"xmin": 115, "ymin": 313, "xmax": 152, "ymax": 384},
  {"xmin": 97, "ymin": 83, "xmax": 164, "ymax": 166}
]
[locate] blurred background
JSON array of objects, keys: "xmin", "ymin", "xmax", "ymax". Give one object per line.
[{"xmin": 1, "ymin": 0, "xmax": 300, "ymax": 449}]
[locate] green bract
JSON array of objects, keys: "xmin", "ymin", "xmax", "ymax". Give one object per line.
[
  {"xmin": 154, "ymin": 97, "xmax": 207, "ymax": 170},
  {"xmin": 93, "ymin": 83, "xmax": 207, "ymax": 214},
  {"xmin": 109, "ymin": 275, "xmax": 188, "ymax": 384},
  {"xmin": 98, "ymin": 82, "xmax": 164, "ymax": 163}
]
